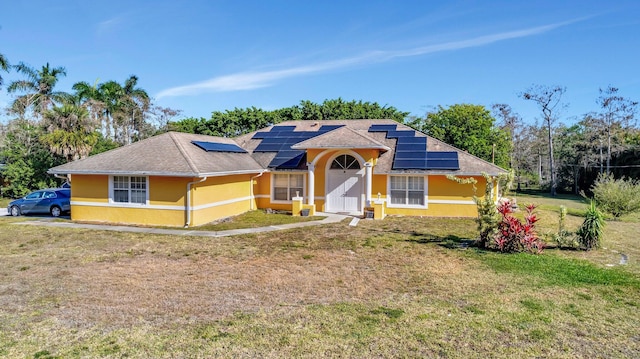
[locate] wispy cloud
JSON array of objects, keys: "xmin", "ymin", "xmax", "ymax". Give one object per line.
[
  {"xmin": 156, "ymin": 18, "xmax": 584, "ymax": 99},
  {"xmin": 96, "ymin": 15, "xmax": 126, "ymax": 35}
]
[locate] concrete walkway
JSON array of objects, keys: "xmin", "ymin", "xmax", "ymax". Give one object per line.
[{"xmin": 12, "ymin": 212, "xmax": 350, "ymax": 238}]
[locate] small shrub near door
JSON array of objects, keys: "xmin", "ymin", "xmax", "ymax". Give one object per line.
[{"xmin": 495, "ymin": 200, "xmax": 544, "ymax": 254}]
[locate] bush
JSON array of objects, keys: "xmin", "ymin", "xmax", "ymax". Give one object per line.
[
  {"xmin": 577, "ymin": 201, "xmax": 605, "ymax": 250},
  {"xmin": 591, "ymin": 173, "xmax": 640, "ymax": 218},
  {"xmin": 495, "ymin": 200, "xmax": 544, "ymax": 254}
]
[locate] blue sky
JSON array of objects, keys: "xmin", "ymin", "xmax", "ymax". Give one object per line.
[{"xmin": 1, "ymin": 0, "xmax": 639, "ymax": 125}]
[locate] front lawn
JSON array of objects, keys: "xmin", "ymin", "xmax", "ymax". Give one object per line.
[{"xmin": 0, "ymin": 195, "xmax": 638, "ymax": 358}]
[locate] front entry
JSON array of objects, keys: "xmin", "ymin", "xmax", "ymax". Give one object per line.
[{"xmin": 326, "ymin": 154, "xmax": 363, "ymax": 213}]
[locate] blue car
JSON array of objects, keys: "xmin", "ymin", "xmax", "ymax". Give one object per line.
[{"xmin": 8, "ymin": 188, "xmax": 71, "ymax": 217}]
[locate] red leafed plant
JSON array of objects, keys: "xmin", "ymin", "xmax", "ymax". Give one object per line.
[{"xmin": 495, "ymin": 200, "xmax": 544, "ymax": 254}]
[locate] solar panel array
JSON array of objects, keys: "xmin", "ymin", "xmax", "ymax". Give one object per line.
[
  {"xmin": 251, "ymin": 125, "xmax": 345, "ymax": 169},
  {"xmin": 368, "ymin": 124, "xmax": 459, "ymax": 170},
  {"xmin": 192, "ymin": 141, "xmax": 247, "ymax": 153}
]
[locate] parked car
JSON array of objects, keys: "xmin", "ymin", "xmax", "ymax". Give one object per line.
[{"xmin": 8, "ymin": 188, "xmax": 71, "ymax": 217}]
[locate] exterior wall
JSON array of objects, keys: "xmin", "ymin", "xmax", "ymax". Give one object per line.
[
  {"xmin": 189, "ymin": 174, "xmax": 255, "ymax": 226},
  {"xmin": 379, "ymin": 174, "xmax": 489, "ymax": 218},
  {"xmin": 70, "ymin": 174, "xmax": 258, "ymax": 227},
  {"xmin": 69, "ymin": 174, "xmax": 187, "ymax": 227}
]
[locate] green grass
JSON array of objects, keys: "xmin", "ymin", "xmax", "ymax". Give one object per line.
[
  {"xmin": 192, "ymin": 210, "xmax": 326, "ymax": 231},
  {"xmin": 474, "ymin": 251, "xmax": 640, "ymax": 288},
  {"xmin": 0, "ymin": 197, "xmax": 10, "ymax": 208}
]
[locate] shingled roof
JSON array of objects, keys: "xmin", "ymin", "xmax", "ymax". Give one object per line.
[
  {"xmin": 236, "ymin": 119, "xmax": 506, "ymax": 176},
  {"xmin": 50, "ymin": 120, "xmax": 507, "ymax": 177},
  {"xmin": 49, "ymin": 132, "xmax": 265, "ymax": 177}
]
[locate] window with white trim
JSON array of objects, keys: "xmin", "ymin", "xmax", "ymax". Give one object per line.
[
  {"xmin": 112, "ymin": 176, "xmax": 147, "ymax": 204},
  {"xmin": 389, "ymin": 175, "xmax": 425, "ymax": 206},
  {"xmin": 272, "ymin": 173, "xmax": 304, "ymax": 201}
]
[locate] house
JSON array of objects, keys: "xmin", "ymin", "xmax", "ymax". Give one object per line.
[{"xmin": 48, "ymin": 119, "xmax": 506, "ymax": 227}]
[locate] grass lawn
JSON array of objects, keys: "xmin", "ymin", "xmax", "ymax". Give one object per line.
[
  {"xmin": 191, "ymin": 210, "xmax": 326, "ymax": 231},
  {"xmin": 1, "ymin": 193, "xmax": 639, "ymax": 358}
]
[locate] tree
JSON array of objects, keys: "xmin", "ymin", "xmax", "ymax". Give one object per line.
[
  {"xmin": 520, "ymin": 85, "xmax": 566, "ymax": 196},
  {"xmin": 0, "ymin": 52, "xmax": 9, "ymax": 89},
  {"xmin": 595, "ymin": 86, "xmax": 638, "ymax": 174},
  {"xmin": 0, "ymin": 119, "xmax": 62, "ymax": 197},
  {"xmin": 120, "ymin": 75, "xmax": 150, "ymax": 144},
  {"xmin": 170, "ymin": 99, "xmax": 409, "ymax": 137},
  {"xmin": 493, "ymin": 104, "xmax": 527, "ymax": 190},
  {"xmin": 410, "ymin": 104, "xmax": 511, "ymax": 168},
  {"xmin": 7, "ymin": 62, "xmax": 69, "ymax": 119},
  {"xmin": 41, "ymin": 104, "xmax": 99, "ymax": 161}
]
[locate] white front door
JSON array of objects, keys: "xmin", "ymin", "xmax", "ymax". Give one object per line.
[{"xmin": 326, "ymin": 154, "xmax": 363, "ymax": 213}]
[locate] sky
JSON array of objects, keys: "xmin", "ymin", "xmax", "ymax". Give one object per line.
[{"xmin": 1, "ymin": 0, "xmax": 639, "ymax": 125}]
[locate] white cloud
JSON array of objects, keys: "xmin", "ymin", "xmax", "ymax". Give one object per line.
[
  {"xmin": 156, "ymin": 19, "xmax": 584, "ymax": 99},
  {"xmin": 96, "ymin": 15, "xmax": 125, "ymax": 35}
]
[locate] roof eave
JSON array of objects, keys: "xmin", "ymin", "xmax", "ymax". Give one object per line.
[{"xmin": 48, "ymin": 169, "xmax": 267, "ymax": 177}]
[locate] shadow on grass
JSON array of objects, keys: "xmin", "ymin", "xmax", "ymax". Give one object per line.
[{"xmin": 406, "ymin": 231, "xmax": 476, "ymax": 249}]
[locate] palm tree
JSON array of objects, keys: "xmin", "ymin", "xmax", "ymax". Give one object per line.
[
  {"xmin": 41, "ymin": 104, "xmax": 98, "ymax": 162},
  {"xmin": 0, "ymin": 53, "xmax": 9, "ymax": 89},
  {"xmin": 72, "ymin": 80, "xmax": 106, "ymax": 135},
  {"xmin": 121, "ymin": 75, "xmax": 150, "ymax": 144},
  {"xmin": 98, "ymin": 80, "xmax": 125, "ymax": 142},
  {"xmin": 7, "ymin": 62, "xmax": 70, "ymax": 119}
]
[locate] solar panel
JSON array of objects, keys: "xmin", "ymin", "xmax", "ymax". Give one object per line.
[
  {"xmin": 319, "ymin": 125, "xmax": 344, "ymax": 132},
  {"xmin": 270, "ymin": 126, "xmax": 297, "ymax": 132},
  {"xmin": 426, "ymin": 159, "xmax": 460, "ymax": 169},
  {"xmin": 192, "ymin": 141, "xmax": 247, "ymax": 153},
  {"xmin": 396, "ymin": 143, "xmax": 425, "ymax": 152},
  {"xmin": 394, "ymin": 151, "xmax": 426, "ymax": 159},
  {"xmin": 397, "ymin": 136, "xmax": 427, "ymax": 144},
  {"xmin": 368, "ymin": 124, "xmax": 398, "ymax": 132},
  {"xmin": 392, "ymin": 159, "xmax": 428, "ymax": 169},
  {"xmin": 386, "ymin": 130, "xmax": 416, "ymax": 138},
  {"xmin": 252, "ymin": 132, "xmax": 269, "ymax": 139},
  {"xmin": 270, "ymin": 152, "xmax": 306, "ymax": 168}
]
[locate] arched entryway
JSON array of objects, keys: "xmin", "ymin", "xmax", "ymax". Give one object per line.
[{"xmin": 325, "ymin": 154, "xmax": 364, "ymax": 213}]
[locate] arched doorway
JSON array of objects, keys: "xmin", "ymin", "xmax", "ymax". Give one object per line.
[{"xmin": 325, "ymin": 154, "xmax": 363, "ymax": 213}]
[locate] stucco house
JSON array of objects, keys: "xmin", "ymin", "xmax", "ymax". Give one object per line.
[{"xmin": 48, "ymin": 119, "xmax": 506, "ymax": 227}]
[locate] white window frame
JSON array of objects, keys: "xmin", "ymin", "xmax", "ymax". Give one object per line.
[
  {"xmin": 386, "ymin": 175, "xmax": 428, "ymax": 209},
  {"xmin": 271, "ymin": 172, "xmax": 306, "ymax": 203},
  {"xmin": 108, "ymin": 175, "xmax": 149, "ymax": 205}
]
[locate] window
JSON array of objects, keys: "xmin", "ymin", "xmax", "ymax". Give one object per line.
[
  {"xmin": 331, "ymin": 154, "xmax": 360, "ymax": 170},
  {"xmin": 390, "ymin": 175, "xmax": 425, "ymax": 206},
  {"xmin": 112, "ymin": 176, "xmax": 147, "ymax": 204},
  {"xmin": 273, "ymin": 173, "xmax": 304, "ymax": 201}
]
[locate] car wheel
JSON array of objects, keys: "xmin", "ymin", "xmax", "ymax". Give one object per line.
[
  {"xmin": 50, "ymin": 206, "xmax": 62, "ymax": 217},
  {"xmin": 10, "ymin": 205, "xmax": 21, "ymax": 217}
]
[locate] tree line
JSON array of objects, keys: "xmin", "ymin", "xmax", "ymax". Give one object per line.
[
  {"xmin": 0, "ymin": 53, "xmax": 180, "ymax": 196},
  {"xmin": 1, "ymin": 51, "xmax": 638, "ymax": 198}
]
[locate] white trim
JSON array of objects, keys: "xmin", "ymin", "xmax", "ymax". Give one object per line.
[
  {"xmin": 386, "ymin": 174, "xmax": 428, "ymax": 209},
  {"xmin": 50, "ymin": 169, "xmax": 267, "ymax": 177},
  {"xmin": 428, "ymin": 199, "xmax": 475, "ymax": 205},
  {"xmin": 109, "ymin": 175, "xmax": 149, "ymax": 205},
  {"xmin": 270, "ymin": 172, "xmax": 306, "ymax": 203},
  {"xmin": 324, "ymin": 151, "xmax": 365, "ymax": 213},
  {"xmin": 71, "ymin": 195, "xmax": 253, "ymax": 212}
]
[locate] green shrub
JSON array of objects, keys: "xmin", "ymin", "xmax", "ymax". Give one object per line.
[
  {"xmin": 577, "ymin": 201, "xmax": 605, "ymax": 250},
  {"xmin": 591, "ymin": 174, "xmax": 640, "ymax": 218}
]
